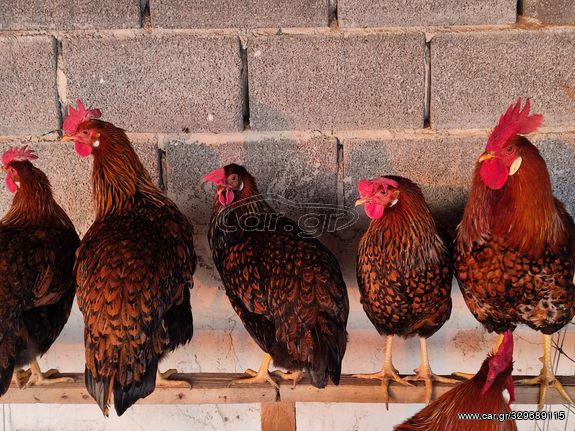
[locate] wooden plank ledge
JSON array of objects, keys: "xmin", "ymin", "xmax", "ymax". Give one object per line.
[{"xmin": 1, "ymin": 373, "xmax": 574, "ymax": 405}]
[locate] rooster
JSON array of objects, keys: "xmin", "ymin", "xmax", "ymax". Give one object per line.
[
  {"xmin": 354, "ymin": 176, "xmax": 455, "ymax": 404},
  {"xmin": 395, "ymin": 330, "xmax": 517, "ymax": 431},
  {"xmin": 455, "ymin": 98, "xmax": 575, "ymax": 409},
  {"xmin": 0, "ymin": 146, "xmax": 79, "ymax": 396},
  {"xmin": 61, "ymin": 100, "xmax": 196, "ymax": 416},
  {"xmin": 204, "ymin": 164, "xmax": 348, "ymax": 388}
]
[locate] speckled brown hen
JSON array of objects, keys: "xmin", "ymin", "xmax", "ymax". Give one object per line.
[
  {"xmin": 61, "ymin": 101, "xmax": 196, "ymax": 416},
  {"xmin": 205, "ymin": 164, "xmax": 349, "ymax": 388},
  {"xmin": 455, "ymin": 98, "xmax": 575, "ymax": 409},
  {"xmin": 354, "ymin": 176, "xmax": 454, "ymax": 404},
  {"xmin": 0, "ymin": 146, "xmax": 79, "ymax": 396}
]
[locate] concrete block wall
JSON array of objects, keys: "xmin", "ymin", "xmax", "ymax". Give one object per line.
[{"xmin": 1, "ymin": 1, "xmax": 574, "ymax": 430}]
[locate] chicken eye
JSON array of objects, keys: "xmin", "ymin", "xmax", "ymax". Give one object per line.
[
  {"xmin": 83, "ymin": 130, "xmax": 89, "ymax": 135},
  {"xmin": 506, "ymin": 146, "xmax": 513, "ymax": 152}
]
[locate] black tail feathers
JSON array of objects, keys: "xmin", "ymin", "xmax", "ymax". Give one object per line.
[{"xmin": 85, "ymin": 357, "xmax": 158, "ymax": 417}]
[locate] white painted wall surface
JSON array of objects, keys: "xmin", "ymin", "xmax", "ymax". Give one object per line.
[{"xmin": 1, "ymin": 231, "xmax": 573, "ymax": 431}]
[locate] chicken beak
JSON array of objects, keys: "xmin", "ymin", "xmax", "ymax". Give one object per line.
[
  {"xmin": 355, "ymin": 198, "xmax": 368, "ymax": 206},
  {"xmin": 478, "ymin": 152, "xmax": 496, "ymax": 162},
  {"xmin": 60, "ymin": 134, "xmax": 75, "ymax": 142}
]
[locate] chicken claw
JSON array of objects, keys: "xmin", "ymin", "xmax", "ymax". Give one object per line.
[
  {"xmin": 25, "ymin": 359, "xmax": 73, "ymax": 387},
  {"xmin": 156, "ymin": 369, "xmax": 191, "ymax": 388},
  {"xmin": 230, "ymin": 353, "xmax": 279, "ymax": 389},
  {"xmin": 271, "ymin": 370, "xmax": 304, "ymax": 388}
]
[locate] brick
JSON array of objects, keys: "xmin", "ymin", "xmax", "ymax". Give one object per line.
[
  {"xmin": 164, "ymin": 133, "xmax": 338, "ymax": 228},
  {"xmin": 0, "ymin": 36, "xmax": 58, "ymax": 136},
  {"xmin": 343, "ymin": 133, "xmax": 484, "ymax": 231},
  {"xmin": 63, "ymin": 34, "xmax": 243, "ymax": 133},
  {"xmin": 248, "ymin": 33, "xmax": 425, "ymax": 131},
  {"xmin": 151, "ymin": 0, "xmax": 327, "ymax": 29},
  {"xmin": 431, "ymin": 29, "xmax": 575, "ymax": 129},
  {"xmin": 522, "ymin": 0, "xmax": 575, "ymax": 24},
  {"xmin": 339, "ymin": 0, "xmax": 516, "ymax": 27},
  {"xmin": 0, "ymin": 0, "xmax": 140, "ymax": 30},
  {"xmin": 0, "ymin": 136, "xmax": 160, "ymax": 236}
]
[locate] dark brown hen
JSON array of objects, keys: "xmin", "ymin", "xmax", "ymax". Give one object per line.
[
  {"xmin": 0, "ymin": 146, "xmax": 79, "ymax": 396},
  {"xmin": 205, "ymin": 164, "xmax": 348, "ymax": 388},
  {"xmin": 61, "ymin": 101, "xmax": 196, "ymax": 416},
  {"xmin": 354, "ymin": 176, "xmax": 454, "ymax": 404},
  {"xmin": 455, "ymin": 98, "xmax": 575, "ymax": 408}
]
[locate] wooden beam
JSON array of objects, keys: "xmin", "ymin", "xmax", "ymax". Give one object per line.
[
  {"xmin": 1, "ymin": 373, "xmax": 574, "ymax": 406},
  {"xmin": 261, "ymin": 402, "xmax": 296, "ymax": 431}
]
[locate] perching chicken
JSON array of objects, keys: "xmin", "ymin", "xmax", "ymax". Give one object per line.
[
  {"xmin": 455, "ymin": 98, "xmax": 575, "ymax": 409},
  {"xmin": 354, "ymin": 176, "xmax": 455, "ymax": 404},
  {"xmin": 205, "ymin": 164, "xmax": 349, "ymax": 388},
  {"xmin": 61, "ymin": 100, "xmax": 196, "ymax": 416},
  {"xmin": 0, "ymin": 146, "xmax": 79, "ymax": 395},
  {"xmin": 395, "ymin": 330, "xmax": 517, "ymax": 431}
]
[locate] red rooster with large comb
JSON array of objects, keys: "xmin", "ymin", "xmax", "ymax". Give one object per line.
[
  {"xmin": 61, "ymin": 100, "xmax": 196, "ymax": 416},
  {"xmin": 455, "ymin": 98, "xmax": 575, "ymax": 409}
]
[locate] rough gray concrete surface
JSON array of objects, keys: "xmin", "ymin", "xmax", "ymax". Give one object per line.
[
  {"xmin": 62, "ymin": 34, "xmax": 244, "ymax": 133},
  {"xmin": 248, "ymin": 33, "xmax": 426, "ymax": 131},
  {"xmin": 0, "ymin": 0, "xmax": 141, "ymax": 30},
  {"xmin": 0, "ymin": 36, "xmax": 59, "ymax": 136},
  {"xmin": 164, "ymin": 133, "xmax": 338, "ymax": 228},
  {"xmin": 151, "ymin": 0, "xmax": 327, "ymax": 28},
  {"xmin": 339, "ymin": 0, "xmax": 516, "ymax": 27},
  {"xmin": 522, "ymin": 0, "xmax": 575, "ymax": 24},
  {"xmin": 0, "ymin": 137, "xmax": 160, "ymax": 236},
  {"xmin": 431, "ymin": 29, "xmax": 575, "ymax": 129}
]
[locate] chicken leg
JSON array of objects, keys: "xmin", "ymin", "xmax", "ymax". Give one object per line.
[
  {"xmin": 156, "ymin": 369, "xmax": 192, "ymax": 388},
  {"xmin": 402, "ymin": 337, "xmax": 459, "ymax": 404},
  {"xmin": 271, "ymin": 369, "xmax": 304, "ymax": 388},
  {"xmin": 231, "ymin": 353, "xmax": 278, "ymax": 389},
  {"xmin": 353, "ymin": 335, "xmax": 412, "ymax": 405},
  {"xmin": 517, "ymin": 334, "xmax": 574, "ymax": 410},
  {"xmin": 11, "ymin": 368, "xmax": 30, "ymax": 388},
  {"xmin": 25, "ymin": 359, "xmax": 74, "ymax": 387}
]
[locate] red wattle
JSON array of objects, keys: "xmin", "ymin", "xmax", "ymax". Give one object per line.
[
  {"xmin": 364, "ymin": 202, "xmax": 384, "ymax": 219},
  {"xmin": 5, "ymin": 175, "xmax": 17, "ymax": 193},
  {"xmin": 480, "ymin": 158, "xmax": 508, "ymax": 190},
  {"xmin": 75, "ymin": 142, "xmax": 93, "ymax": 157}
]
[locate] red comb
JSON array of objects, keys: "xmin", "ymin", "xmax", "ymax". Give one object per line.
[
  {"xmin": 62, "ymin": 99, "xmax": 102, "ymax": 135},
  {"xmin": 2, "ymin": 145, "xmax": 38, "ymax": 167},
  {"xmin": 357, "ymin": 176, "xmax": 399, "ymax": 197},
  {"xmin": 203, "ymin": 167, "xmax": 226, "ymax": 185},
  {"xmin": 486, "ymin": 98, "xmax": 543, "ymax": 151}
]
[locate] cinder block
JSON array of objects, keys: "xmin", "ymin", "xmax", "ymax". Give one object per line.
[
  {"xmin": 522, "ymin": 0, "xmax": 575, "ymax": 24},
  {"xmin": 339, "ymin": 0, "xmax": 516, "ymax": 27},
  {"xmin": 63, "ymin": 34, "xmax": 243, "ymax": 133},
  {"xmin": 343, "ymin": 133, "xmax": 485, "ymax": 231},
  {"xmin": 0, "ymin": 0, "xmax": 140, "ymax": 30},
  {"xmin": 248, "ymin": 33, "xmax": 426, "ymax": 131},
  {"xmin": 0, "ymin": 137, "xmax": 160, "ymax": 237},
  {"xmin": 164, "ymin": 133, "xmax": 338, "ymax": 228},
  {"xmin": 0, "ymin": 36, "xmax": 58, "ymax": 136},
  {"xmin": 151, "ymin": 0, "xmax": 327, "ymax": 28},
  {"xmin": 431, "ymin": 29, "xmax": 575, "ymax": 129}
]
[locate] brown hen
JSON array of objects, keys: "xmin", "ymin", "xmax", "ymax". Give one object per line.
[{"xmin": 61, "ymin": 101, "xmax": 196, "ymax": 416}]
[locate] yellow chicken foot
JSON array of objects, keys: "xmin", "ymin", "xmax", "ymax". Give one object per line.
[
  {"xmin": 155, "ymin": 369, "xmax": 192, "ymax": 388},
  {"xmin": 271, "ymin": 370, "xmax": 304, "ymax": 388},
  {"xmin": 517, "ymin": 334, "xmax": 574, "ymax": 410},
  {"xmin": 353, "ymin": 335, "xmax": 411, "ymax": 406},
  {"xmin": 11, "ymin": 368, "xmax": 31, "ymax": 388},
  {"xmin": 403, "ymin": 337, "xmax": 459, "ymax": 404},
  {"xmin": 452, "ymin": 333, "xmax": 505, "ymax": 380},
  {"xmin": 25, "ymin": 359, "xmax": 74, "ymax": 387},
  {"xmin": 231, "ymin": 353, "xmax": 279, "ymax": 389}
]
